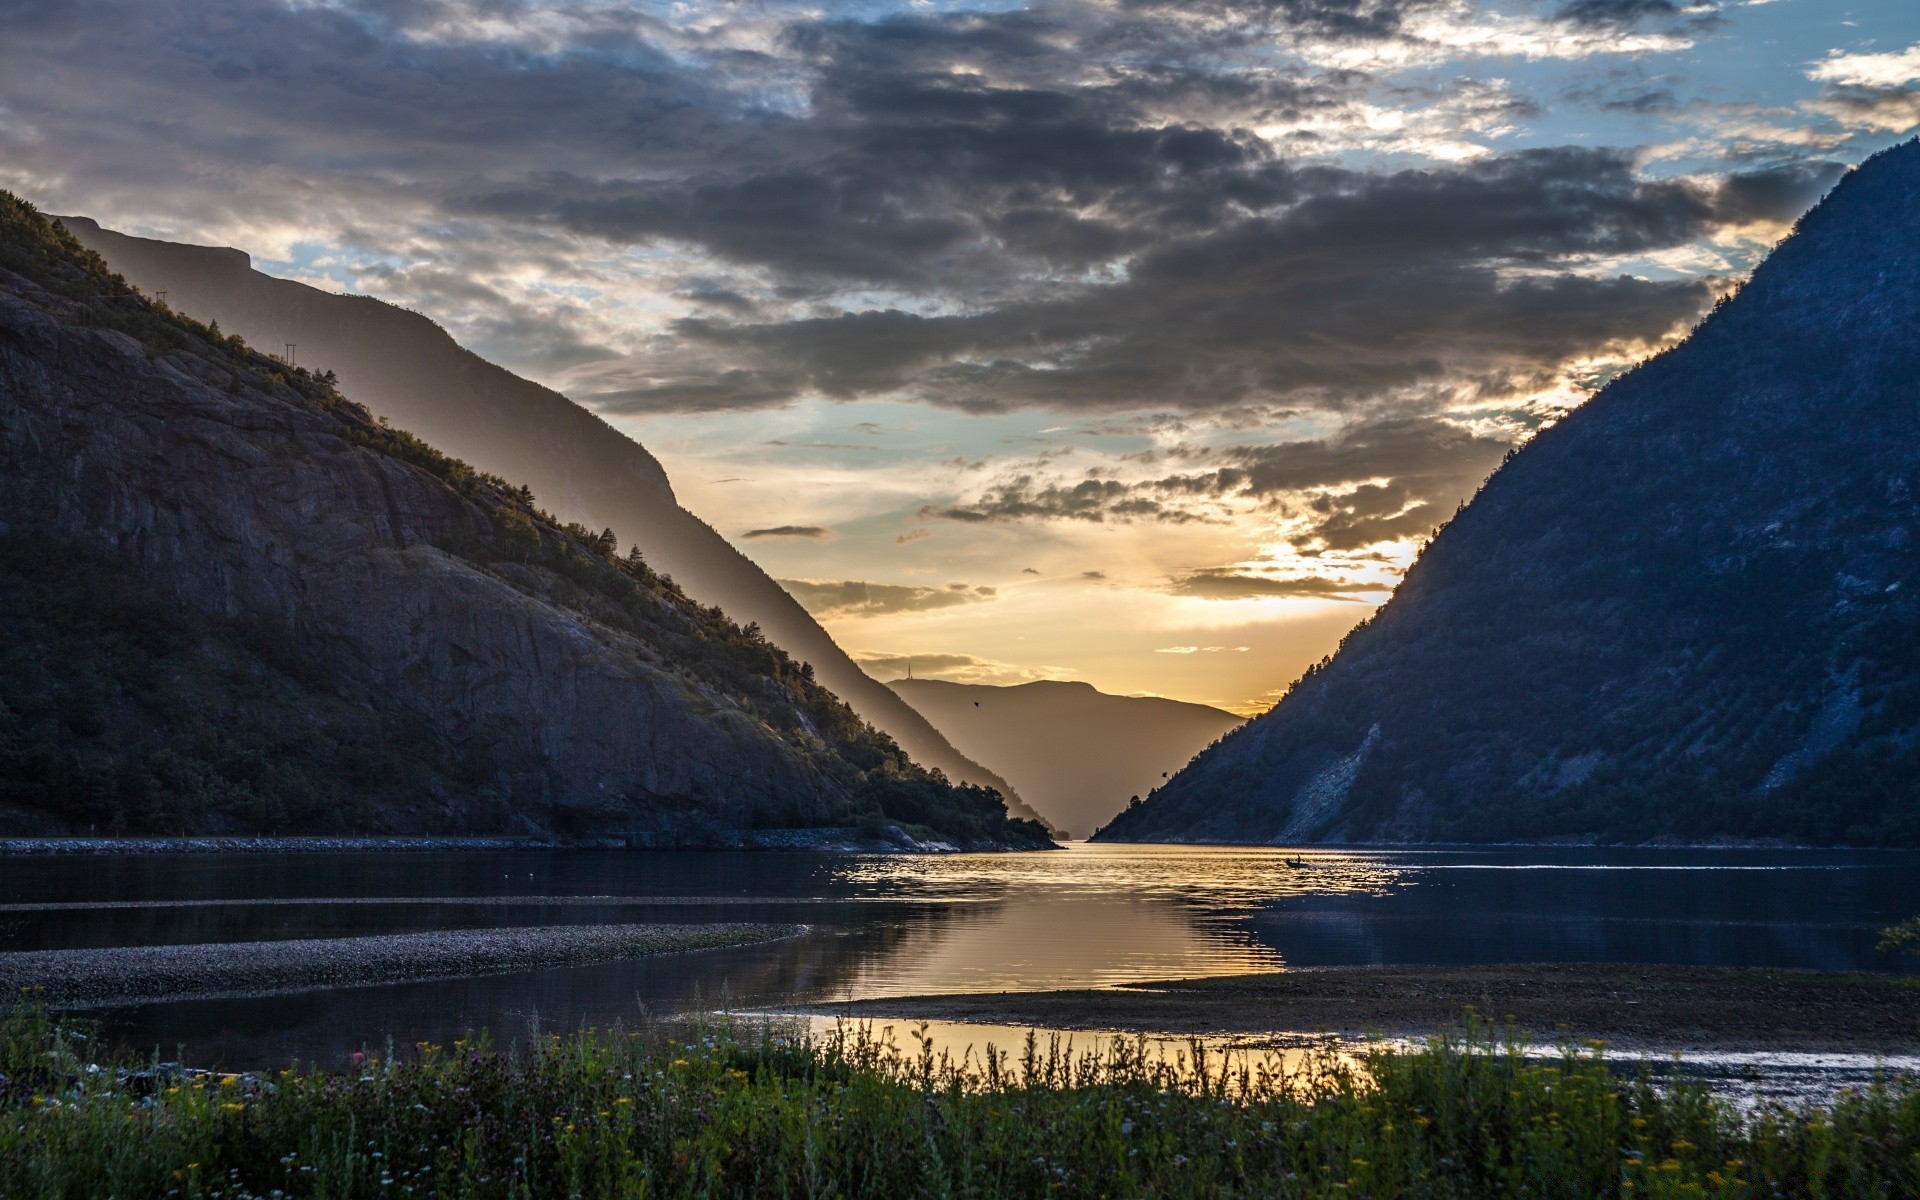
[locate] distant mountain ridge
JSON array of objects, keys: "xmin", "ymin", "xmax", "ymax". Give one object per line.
[
  {"xmin": 1098, "ymin": 139, "xmax": 1920, "ymax": 848},
  {"xmin": 887, "ymin": 679, "xmax": 1242, "ymax": 837},
  {"xmin": 55, "ymin": 216, "xmax": 1045, "ymax": 829},
  {"xmin": 0, "ymin": 195, "xmax": 1049, "ymax": 848}
]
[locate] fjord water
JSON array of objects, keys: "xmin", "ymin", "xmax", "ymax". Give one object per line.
[{"xmin": 4, "ymin": 844, "xmax": 1916, "ymax": 1067}]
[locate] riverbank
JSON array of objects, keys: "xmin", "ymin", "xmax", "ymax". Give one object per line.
[
  {"xmin": 4, "ymin": 1002, "xmax": 1914, "ymax": 1199},
  {"xmin": 0, "ymin": 923, "xmax": 804, "ymax": 1009},
  {"xmin": 817, "ymin": 963, "xmax": 1920, "ymax": 1053}
]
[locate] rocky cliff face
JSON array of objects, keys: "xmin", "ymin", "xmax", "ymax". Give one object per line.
[
  {"xmin": 1098, "ymin": 139, "xmax": 1920, "ymax": 848},
  {"xmin": 54, "ymin": 216, "xmax": 1046, "ymax": 829},
  {"xmin": 0, "ymin": 196, "xmax": 1049, "ymax": 847}
]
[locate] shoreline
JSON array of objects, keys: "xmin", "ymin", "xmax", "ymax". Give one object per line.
[
  {"xmin": 0, "ymin": 827, "xmax": 1050, "ymax": 855},
  {"xmin": 811, "ymin": 963, "xmax": 1920, "ymax": 1055},
  {"xmin": 2, "ymin": 922, "xmax": 806, "ymax": 1009}
]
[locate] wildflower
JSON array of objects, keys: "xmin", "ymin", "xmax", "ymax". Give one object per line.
[
  {"xmin": 220, "ymin": 1102, "xmax": 244, "ymax": 1112},
  {"xmin": 614, "ymin": 1097, "xmax": 632, "ymax": 1106}
]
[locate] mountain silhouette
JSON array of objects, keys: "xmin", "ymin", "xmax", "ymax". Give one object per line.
[
  {"xmin": 0, "ymin": 196, "xmax": 1049, "ymax": 847},
  {"xmin": 1098, "ymin": 139, "xmax": 1920, "ymax": 848},
  {"xmin": 889, "ymin": 679, "xmax": 1241, "ymax": 837},
  {"xmin": 59, "ymin": 217, "xmax": 1046, "ymax": 829}
]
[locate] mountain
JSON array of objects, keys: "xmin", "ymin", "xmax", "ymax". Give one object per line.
[
  {"xmin": 887, "ymin": 679, "xmax": 1242, "ymax": 837},
  {"xmin": 0, "ymin": 193, "xmax": 1050, "ymax": 849},
  {"xmin": 52, "ymin": 217, "xmax": 1047, "ymax": 831},
  {"xmin": 1097, "ymin": 140, "xmax": 1920, "ymax": 849}
]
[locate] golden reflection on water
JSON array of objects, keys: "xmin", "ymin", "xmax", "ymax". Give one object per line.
[
  {"xmin": 842, "ymin": 842, "xmax": 1403, "ymax": 907},
  {"xmin": 824, "ymin": 843, "xmax": 1403, "ymax": 997},
  {"xmin": 786, "ymin": 1014, "xmax": 1355, "ymax": 1090}
]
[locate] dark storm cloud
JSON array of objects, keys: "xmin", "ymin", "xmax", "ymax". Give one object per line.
[
  {"xmin": 0, "ymin": 0, "xmax": 1834, "ymax": 428},
  {"xmin": 778, "ymin": 578, "xmax": 997, "ymax": 617},
  {"xmin": 674, "ymin": 147, "xmax": 1734, "ymax": 414},
  {"xmin": 457, "ymin": 8, "xmax": 1317, "ymax": 287}
]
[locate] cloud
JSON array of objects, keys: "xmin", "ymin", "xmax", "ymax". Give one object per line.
[
  {"xmin": 1082, "ymin": 570, "xmax": 1108, "ymax": 581},
  {"xmin": 1809, "ymin": 45, "xmax": 1920, "ymax": 90},
  {"xmin": 894, "ymin": 527, "xmax": 932, "ymax": 544},
  {"xmin": 1805, "ymin": 88, "xmax": 1920, "ymax": 135},
  {"xmin": 0, "ymin": 0, "xmax": 1828, "ymax": 429},
  {"xmin": 671, "ymin": 147, "xmax": 1760, "ymax": 416},
  {"xmin": 1167, "ymin": 569, "xmax": 1383, "ymax": 600},
  {"xmin": 742, "ymin": 525, "xmax": 831, "ymax": 539},
  {"xmin": 922, "ymin": 477, "xmax": 1172, "ymax": 524},
  {"xmin": 921, "ymin": 413, "xmax": 1517, "ymax": 549},
  {"xmin": 1553, "ymin": 0, "xmax": 1719, "ymax": 32},
  {"xmin": 1803, "ymin": 44, "xmax": 1920, "ymax": 136},
  {"xmin": 854, "ymin": 649, "xmax": 1065, "ymax": 686},
  {"xmin": 779, "ymin": 577, "xmax": 997, "ymax": 617}
]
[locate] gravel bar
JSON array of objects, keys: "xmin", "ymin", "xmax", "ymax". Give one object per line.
[
  {"xmin": 2, "ymin": 923, "xmax": 804, "ymax": 1009},
  {"xmin": 816, "ymin": 963, "xmax": 1920, "ymax": 1054},
  {"xmin": 0, "ymin": 837, "xmax": 550, "ymax": 855}
]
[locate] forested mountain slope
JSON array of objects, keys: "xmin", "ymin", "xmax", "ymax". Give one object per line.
[
  {"xmin": 55, "ymin": 216, "xmax": 1043, "ymax": 828},
  {"xmin": 0, "ymin": 196, "xmax": 1049, "ymax": 848},
  {"xmin": 1098, "ymin": 139, "xmax": 1920, "ymax": 848}
]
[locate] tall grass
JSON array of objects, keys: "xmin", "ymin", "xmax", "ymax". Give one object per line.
[{"xmin": 0, "ymin": 996, "xmax": 1915, "ymax": 1198}]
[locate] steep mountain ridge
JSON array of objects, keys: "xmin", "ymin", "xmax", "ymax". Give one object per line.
[
  {"xmin": 1098, "ymin": 139, "xmax": 1920, "ymax": 848},
  {"xmin": 0, "ymin": 195, "xmax": 1049, "ymax": 848},
  {"xmin": 53, "ymin": 217, "xmax": 1045, "ymax": 828},
  {"xmin": 887, "ymin": 679, "xmax": 1242, "ymax": 837}
]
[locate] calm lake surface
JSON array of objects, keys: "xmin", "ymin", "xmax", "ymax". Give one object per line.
[{"xmin": 4, "ymin": 843, "xmax": 1916, "ymax": 1068}]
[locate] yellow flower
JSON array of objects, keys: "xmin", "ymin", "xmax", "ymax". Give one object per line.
[
  {"xmin": 221, "ymin": 1102, "xmax": 244, "ymax": 1112},
  {"xmin": 615, "ymin": 1097, "xmax": 633, "ymax": 1106}
]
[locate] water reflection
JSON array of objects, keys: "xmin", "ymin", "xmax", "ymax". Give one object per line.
[{"xmin": 3, "ymin": 842, "xmax": 1915, "ymax": 1069}]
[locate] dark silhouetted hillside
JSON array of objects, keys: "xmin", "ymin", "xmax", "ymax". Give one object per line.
[
  {"xmin": 54, "ymin": 216, "xmax": 1044, "ymax": 829},
  {"xmin": 1098, "ymin": 139, "xmax": 1920, "ymax": 848},
  {"xmin": 0, "ymin": 195, "xmax": 1049, "ymax": 849},
  {"xmin": 888, "ymin": 679, "xmax": 1242, "ymax": 837}
]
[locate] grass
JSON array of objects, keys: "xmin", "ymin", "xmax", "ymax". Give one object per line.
[{"xmin": 1, "ymin": 998, "xmax": 1917, "ymax": 1198}]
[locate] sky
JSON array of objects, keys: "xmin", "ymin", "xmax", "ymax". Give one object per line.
[{"xmin": 3, "ymin": 0, "xmax": 1917, "ymax": 714}]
